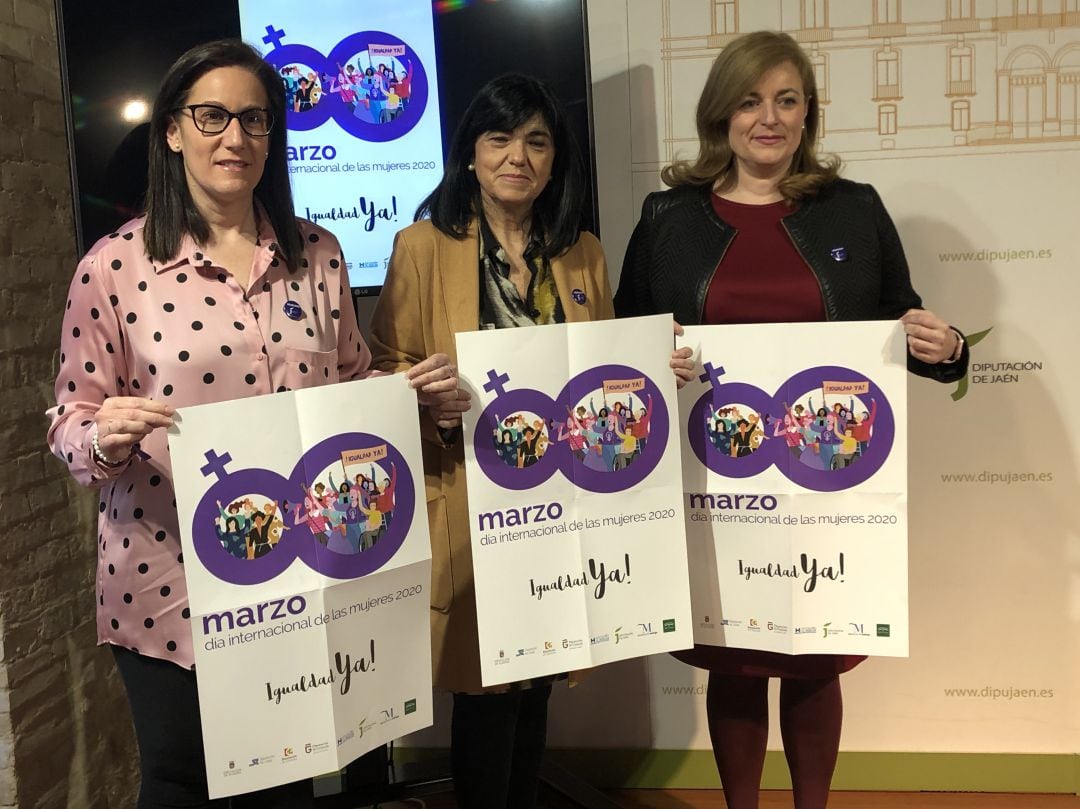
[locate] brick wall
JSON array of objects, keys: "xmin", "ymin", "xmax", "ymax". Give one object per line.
[{"xmin": 0, "ymin": 0, "xmax": 137, "ymax": 806}]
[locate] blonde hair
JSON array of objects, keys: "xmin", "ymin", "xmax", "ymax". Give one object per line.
[{"xmin": 661, "ymin": 30, "xmax": 840, "ymax": 201}]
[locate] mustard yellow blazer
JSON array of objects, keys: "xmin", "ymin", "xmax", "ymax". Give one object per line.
[{"xmin": 370, "ymin": 219, "xmax": 614, "ymax": 693}]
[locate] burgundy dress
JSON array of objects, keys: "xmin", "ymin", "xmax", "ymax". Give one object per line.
[{"xmin": 673, "ymin": 194, "xmax": 865, "ymax": 678}]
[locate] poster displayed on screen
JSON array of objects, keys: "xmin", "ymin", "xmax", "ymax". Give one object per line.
[
  {"xmin": 239, "ymin": 0, "xmax": 443, "ymax": 292},
  {"xmin": 59, "ymin": 1, "xmax": 596, "ymax": 294}
]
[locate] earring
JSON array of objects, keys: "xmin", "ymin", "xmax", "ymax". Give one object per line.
[{"xmin": 467, "ymin": 163, "xmax": 475, "ymax": 171}]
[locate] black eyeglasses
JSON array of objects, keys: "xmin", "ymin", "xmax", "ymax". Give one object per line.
[{"xmin": 174, "ymin": 104, "xmax": 274, "ymax": 137}]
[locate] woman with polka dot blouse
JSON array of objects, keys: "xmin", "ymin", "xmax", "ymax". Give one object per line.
[{"xmin": 46, "ymin": 40, "xmax": 456, "ymax": 809}]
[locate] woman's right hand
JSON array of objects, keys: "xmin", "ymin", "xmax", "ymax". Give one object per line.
[
  {"xmin": 428, "ymin": 389, "xmax": 472, "ymax": 430},
  {"xmin": 93, "ymin": 397, "xmax": 174, "ymax": 463},
  {"xmin": 406, "ymin": 353, "xmax": 472, "ymax": 429}
]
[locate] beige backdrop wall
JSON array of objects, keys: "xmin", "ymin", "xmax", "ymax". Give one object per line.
[
  {"xmin": 404, "ymin": 0, "xmax": 1080, "ymax": 790},
  {"xmin": 568, "ymin": 0, "xmax": 1080, "ymax": 776}
]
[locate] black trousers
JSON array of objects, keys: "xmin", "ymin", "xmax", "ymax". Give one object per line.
[
  {"xmin": 450, "ymin": 683, "xmax": 552, "ymax": 809},
  {"xmin": 112, "ymin": 646, "xmax": 314, "ymax": 809}
]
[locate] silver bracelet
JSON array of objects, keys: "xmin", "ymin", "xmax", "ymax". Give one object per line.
[
  {"xmin": 92, "ymin": 427, "xmax": 127, "ymax": 467},
  {"xmin": 941, "ymin": 328, "xmax": 965, "ymax": 364}
]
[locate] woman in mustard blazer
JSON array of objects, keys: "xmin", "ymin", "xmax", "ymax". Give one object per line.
[{"xmin": 370, "ymin": 75, "xmax": 613, "ymax": 809}]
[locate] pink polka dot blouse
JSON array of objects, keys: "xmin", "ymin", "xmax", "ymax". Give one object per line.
[{"xmin": 46, "ymin": 215, "xmax": 373, "ymax": 669}]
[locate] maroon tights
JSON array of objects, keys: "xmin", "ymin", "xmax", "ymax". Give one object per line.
[{"xmin": 705, "ymin": 672, "xmax": 843, "ymax": 809}]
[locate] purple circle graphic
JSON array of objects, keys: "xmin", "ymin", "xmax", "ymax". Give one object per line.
[
  {"xmin": 264, "ymin": 32, "xmax": 427, "ymax": 142},
  {"xmin": 779, "ymin": 366, "xmax": 893, "ymax": 492},
  {"xmin": 292, "ymin": 432, "xmax": 415, "ymax": 579},
  {"xmin": 191, "ymin": 432, "xmax": 415, "ymax": 584},
  {"xmin": 267, "ymin": 43, "xmax": 335, "ymax": 132},
  {"xmin": 555, "ymin": 365, "xmax": 669, "ymax": 494},
  {"xmin": 686, "ymin": 364, "xmax": 894, "ymax": 491},
  {"xmin": 474, "ymin": 389, "xmax": 560, "ymax": 491},
  {"xmin": 326, "ymin": 32, "xmax": 428, "ymax": 142},
  {"xmin": 472, "ymin": 365, "xmax": 669, "ymax": 494},
  {"xmin": 689, "ymin": 382, "xmax": 778, "ymax": 479},
  {"xmin": 192, "ymin": 468, "xmax": 298, "ymax": 585}
]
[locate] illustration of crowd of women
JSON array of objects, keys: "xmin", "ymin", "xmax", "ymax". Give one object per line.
[
  {"xmin": 281, "ymin": 55, "xmax": 413, "ymax": 125},
  {"xmin": 491, "ymin": 412, "xmax": 550, "ymax": 468},
  {"xmin": 213, "ymin": 461, "xmax": 398, "ymax": 559},
  {"xmin": 292, "ymin": 462, "xmax": 398, "ymax": 555},
  {"xmin": 213, "ymin": 497, "xmax": 287, "ymax": 560},
  {"xmin": 706, "ymin": 395, "xmax": 877, "ymax": 471},
  {"xmin": 492, "ymin": 393, "xmax": 654, "ymax": 473},
  {"xmin": 278, "ymin": 64, "xmax": 323, "ymax": 113}
]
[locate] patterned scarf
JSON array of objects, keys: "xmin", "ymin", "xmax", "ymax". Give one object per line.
[{"xmin": 478, "ymin": 214, "xmax": 564, "ymax": 330}]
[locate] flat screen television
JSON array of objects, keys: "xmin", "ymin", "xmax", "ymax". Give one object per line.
[{"xmin": 57, "ymin": 0, "xmax": 598, "ymax": 297}]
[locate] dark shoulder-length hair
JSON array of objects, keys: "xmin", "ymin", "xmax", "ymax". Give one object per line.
[
  {"xmin": 662, "ymin": 30, "xmax": 840, "ymax": 201},
  {"xmin": 415, "ymin": 73, "xmax": 585, "ymax": 258},
  {"xmin": 144, "ymin": 39, "xmax": 301, "ymax": 270}
]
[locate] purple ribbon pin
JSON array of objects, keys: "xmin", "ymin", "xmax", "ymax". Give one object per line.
[
  {"xmin": 830, "ymin": 247, "xmax": 848, "ymax": 262},
  {"xmin": 283, "ymin": 300, "xmax": 303, "ymax": 320},
  {"xmin": 571, "ymin": 288, "xmax": 586, "ymax": 305}
]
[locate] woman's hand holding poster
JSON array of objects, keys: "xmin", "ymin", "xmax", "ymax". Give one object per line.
[
  {"xmin": 678, "ymin": 321, "xmax": 909, "ymax": 657},
  {"xmin": 458, "ymin": 314, "xmax": 693, "ymax": 687},
  {"xmin": 168, "ymin": 375, "xmax": 432, "ymax": 798}
]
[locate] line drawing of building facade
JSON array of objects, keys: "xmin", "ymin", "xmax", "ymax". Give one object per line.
[{"xmin": 629, "ymin": 0, "xmax": 1080, "ymax": 173}]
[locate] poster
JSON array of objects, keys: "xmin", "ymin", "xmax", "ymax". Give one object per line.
[
  {"xmin": 678, "ymin": 321, "xmax": 909, "ymax": 657},
  {"xmin": 169, "ymin": 376, "xmax": 432, "ymax": 798},
  {"xmin": 457, "ymin": 314, "xmax": 693, "ymax": 687},
  {"xmin": 240, "ymin": 0, "xmax": 443, "ymax": 291}
]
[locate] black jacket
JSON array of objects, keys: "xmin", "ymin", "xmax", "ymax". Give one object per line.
[{"xmin": 613, "ymin": 179, "xmax": 968, "ymax": 383}]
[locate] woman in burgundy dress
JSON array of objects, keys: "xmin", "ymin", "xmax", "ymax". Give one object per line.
[{"xmin": 614, "ymin": 30, "xmax": 969, "ymax": 809}]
